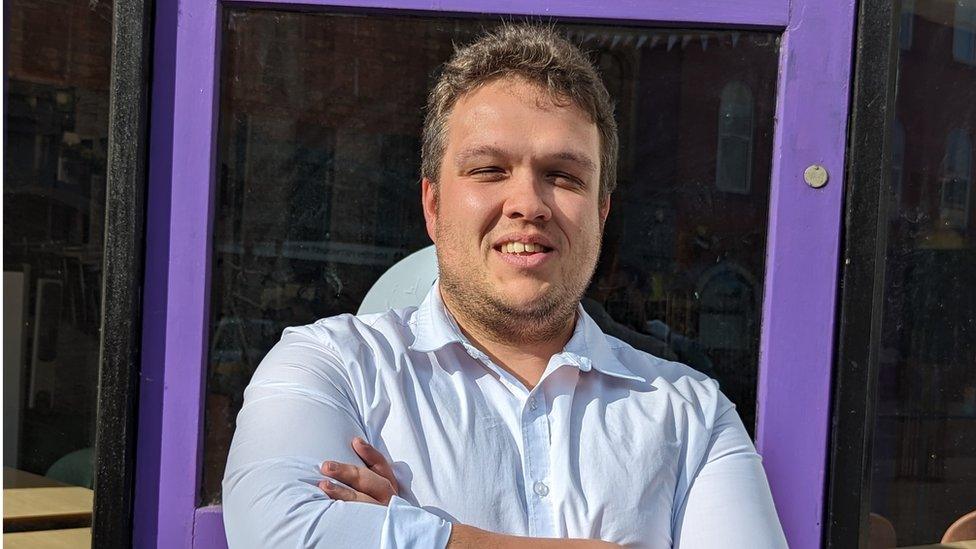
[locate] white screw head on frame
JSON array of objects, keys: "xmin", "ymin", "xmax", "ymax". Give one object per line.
[{"xmin": 804, "ymin": 164, "xmax": 829, "ymax": 188}]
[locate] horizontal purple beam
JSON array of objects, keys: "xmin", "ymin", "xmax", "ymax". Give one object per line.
[{"xmin": 224, "ymin": 0, "xmax": 789, "ymax": 28}]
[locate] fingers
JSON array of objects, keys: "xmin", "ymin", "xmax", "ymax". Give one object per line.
[
  {"xmin": 320, "ymin": 458, "xmax": 397, "ymax": 504},
  {"xmin": 352, "ymin": 437, "xmax": 399, "ymax": 494},
  {"xmin": 318, "ymin": 479, "xmax": 379, "ymax": 504}
]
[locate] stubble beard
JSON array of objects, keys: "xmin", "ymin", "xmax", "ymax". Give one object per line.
[{"xmin": 436, "ymin": 226, "xmax": 601, "ymax": 346}]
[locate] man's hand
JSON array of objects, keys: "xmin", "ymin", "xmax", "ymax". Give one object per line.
[{"xmin": 319, "ymin": 437, "xmax": 399, "ymax": 505}]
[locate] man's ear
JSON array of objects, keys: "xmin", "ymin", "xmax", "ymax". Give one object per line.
[{"xmin": 421, "ymin": 177, "xmax": 438, "ymax": 243}]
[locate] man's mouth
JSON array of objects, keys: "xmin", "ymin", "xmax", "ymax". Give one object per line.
[{"xmin": 496, "ymin": 242, "xmax": 552, "ymax": 255}]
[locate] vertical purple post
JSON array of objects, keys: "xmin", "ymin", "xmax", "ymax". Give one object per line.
[
  {"xmin": 134, "ymin": 0, "xmax": 221, "ymax": 546},
  {"xmin": 755, "ymin": 0, "xmax": 856, "ymax": 547}
]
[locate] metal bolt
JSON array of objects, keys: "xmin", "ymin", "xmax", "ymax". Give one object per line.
[{"xmin": 804, "ymin": 165, "xmax": 829, "ymax": 188}]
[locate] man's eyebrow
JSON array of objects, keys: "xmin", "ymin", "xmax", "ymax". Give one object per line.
[
  {"xmin": 548, "ymin": 151, "xmax": 597, "ymax": 174},
  {"xmin": 453, "ymin": 145, "xmax": 508, "ymax": 169},
  {"xmin": 454, "ymin": 146, "xmax": 597, "ymax": 174}
]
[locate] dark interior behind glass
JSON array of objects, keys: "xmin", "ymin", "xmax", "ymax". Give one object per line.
[
  {"xmin": 867, "ymin": 1, "xmax": 976, "ymax": 545},
  {"xmin": 3, "ymin": 0, "xmax": 112, "ymax": 496}
]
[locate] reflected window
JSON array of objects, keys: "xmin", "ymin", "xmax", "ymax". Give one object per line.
[
  {"xmin": 891, "ymin": 118, "xmax": 906, "ymax": 219},
  {"xmin": 696, "ymin": 263, "xmax": 758, "ymax": 353},
  {"xmin": 954, "ymin": 0, "xmax": 976, "ymax": 64},
  {"xmin": 716, "ymin": 81, "xmax": 754, "ymax": 194},
  {"xmin": 940, "ymin": 129, "xmax": 972, "ymax": 228},
  {"xmin": 900, "ymin": 0, "xmax": 915, "ymax": 50}
]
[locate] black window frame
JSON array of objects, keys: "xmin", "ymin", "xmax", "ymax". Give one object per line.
[
  {"xmin": 824, "ymin": 0, "xmax": 901, "ymax": 545},
  {"xmin": 90, "ymin": 0, "xmax": 154, "ymax": 545}
]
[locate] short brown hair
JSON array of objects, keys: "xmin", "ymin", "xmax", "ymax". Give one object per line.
[{"xmin": 421, "ymin": 23, "xmax": 619, "ymax": 204}]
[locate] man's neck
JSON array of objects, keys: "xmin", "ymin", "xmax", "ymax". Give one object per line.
[{"xmin": 439, "ymin": 289, "xmax": 576, "ymax": 390}]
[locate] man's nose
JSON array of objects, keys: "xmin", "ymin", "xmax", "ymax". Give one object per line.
[{"xmin": 502, "ymin": 173, "xmax": 552, "ymax": 222}]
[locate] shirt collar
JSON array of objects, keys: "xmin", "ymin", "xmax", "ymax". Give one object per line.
[
  {"xmin": 408, "ymin": 281, "xmax": 466, "ymax": 353},
  {"xmin": 409, "ymin": 281, "xmax": 646, "ymax": 383},
  {"xmin": 557, "ymin": 305, "xmax": 647, "ymax": 383}
]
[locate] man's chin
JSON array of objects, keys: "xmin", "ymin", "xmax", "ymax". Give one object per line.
[{"xmin": 489, "ymin": 291, "xmax": 560, "ymax": 319}]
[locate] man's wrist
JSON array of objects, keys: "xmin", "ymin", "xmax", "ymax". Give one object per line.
[
  {"xmin": 446, "ymin": 524, "xmax": 620, "ymax": 549},
  {"xmin": 447, "ymin": 524, "xmax": 524, "ymax": 549}
]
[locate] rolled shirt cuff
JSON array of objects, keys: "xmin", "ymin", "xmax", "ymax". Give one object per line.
[{"xmin": 380, "ymin": 495, "xmax": 453, "ymax": 549}]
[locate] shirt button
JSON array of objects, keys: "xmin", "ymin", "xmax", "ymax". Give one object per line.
[
  {"xmin": 533, "ymin": 481, "xmax": 549, "ymax": 497},
  {"xmin": 529, "ymin": 398, "xmax": 539, "ymax": 411}
]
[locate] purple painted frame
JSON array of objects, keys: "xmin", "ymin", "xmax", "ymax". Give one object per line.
[{"xmin": 136, "ymin": 0, "xmax": 854, "ymax": 547}]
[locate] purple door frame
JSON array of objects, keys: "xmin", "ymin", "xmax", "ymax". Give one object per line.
[{"xmin": 136, "ymin": 0, "xmax": 855, "ymax": 547}]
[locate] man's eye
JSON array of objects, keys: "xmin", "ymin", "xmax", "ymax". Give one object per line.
[
  {"xmin": 548, "ymin": 172, "xmax": 584, "ymax": 187},
  {"xmin": 470, "ymin": 167, "xmax": 505, "ymax": 177}
]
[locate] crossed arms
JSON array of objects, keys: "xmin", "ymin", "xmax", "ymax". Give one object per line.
[
  {"xmin": 222, "ymin": 328, "xmax": 787, "ymax": 548},
  {"xmin": 221, "ymin": 330, "xmax": 621, "ymax": 548},
  {"xmin": 319, "ymin": 437, "xmax": 619, "ymax": 549}
]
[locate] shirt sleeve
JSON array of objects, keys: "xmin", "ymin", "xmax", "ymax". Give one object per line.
[
  {"xmin": 671, "ymin": 397, "xmax": 788, "ymax": 548},
  {"xmin": 221, "ymin": 327, "xmax": 453, "ymax": 549}
]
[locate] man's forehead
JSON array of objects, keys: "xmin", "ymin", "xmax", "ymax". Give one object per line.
[
  {"xmin": 445, "ymin": 79, "xmax": 599, "ymax": 159},
  {"xmin": 452, "ymin": 76, "xmax": 588, "ymax": 118}
]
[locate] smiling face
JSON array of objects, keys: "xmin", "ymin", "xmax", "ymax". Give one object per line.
[{"xmin": 422, "ymin": 76, "xmax": 610, "ymax": 343}]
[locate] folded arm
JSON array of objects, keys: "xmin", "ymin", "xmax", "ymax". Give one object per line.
[{"xmin": 222, "ymin": 330, "xmax": 452, "ymax": 548}]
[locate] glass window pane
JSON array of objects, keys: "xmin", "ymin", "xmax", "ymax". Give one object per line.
[
  {"xmin": 953, "ymin": 0, "xmax": 976, "ymax": 64},
  {"xmin": 869, "ymin": 1, "xmax": 976, "ymax": 545},
  {"xmin": 2, "ymin": 0, "xmax": 111, "ymax": 523},
  {"xmin": 205, "ymin": 10, "xmax": 779, "ymax": 505}
]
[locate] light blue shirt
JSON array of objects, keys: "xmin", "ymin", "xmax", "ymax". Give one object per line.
[{"xmin": 223, "ymin": 283, "xmax": 787, "ymax": 548}]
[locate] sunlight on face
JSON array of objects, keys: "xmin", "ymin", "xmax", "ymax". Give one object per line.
[{"xmin": 422, "ymin": 76, "xmax": 610, "ymax": 343}]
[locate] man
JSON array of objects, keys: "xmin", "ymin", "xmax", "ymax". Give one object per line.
[{"xmin": 223, "ymin": 24, "xmax": 787, "ymax": 548}]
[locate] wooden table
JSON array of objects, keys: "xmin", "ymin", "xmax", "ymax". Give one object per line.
[
  {"xmin": 3, "ymin": 528, "xmax": 91, "ymax": 548},
  {"xmin": 3, "ymin": 467, "xmax": 69, "ymax": 489},
  {"xmin": 3, "ymin": 468, "xmax": 92, "ymax": 532},
  {"xmin": 900, "ymin": 541, "xmax": 976, "ymax": 548}
]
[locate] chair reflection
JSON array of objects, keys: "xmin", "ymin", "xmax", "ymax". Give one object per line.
[
  {"xmin": 870, "ymin": 512, "xmax": 897, "ymax": 549},
  {"xmin": 942, "ymin": 509, "xmax": 976, "ymax": 544}
]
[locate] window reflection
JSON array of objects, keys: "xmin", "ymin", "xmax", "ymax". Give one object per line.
[
  {"xmin": 716, "ymin": 81, "xmax": 755, "ymax": 194},
  {"xmin": 953, "ymin": 0, "xmax": 976, "ymax": 64},
  {"xmin": 206, "ymin": 10, "xmax": 779, "ymax": 505},
  {"xmin": 869, "ymin": 1, "xmax": 976, "ymax": 545},
  {"xmin": 2, "ymin": 0, "xmax": 110, "ymax": 538},
  {"xmin": 941, "ymin": 129, "xmax": 973, "ymax": 228},
  {"xmin": 891, "ymin": 119, "xmax": 906, "ymax": 220},
  {"xmin": 901, "ymin": 0, "xmax": 916, "ymax": 50}
]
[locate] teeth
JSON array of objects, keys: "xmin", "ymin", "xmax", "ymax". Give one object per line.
[{"xmin": 502, "ymin": 242, "xmax": 544, "ymax": 253}]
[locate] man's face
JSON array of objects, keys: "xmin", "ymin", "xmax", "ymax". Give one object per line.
[{"xmin": 422, "ymin": 76, "xmax": 610, "ymax": 339}]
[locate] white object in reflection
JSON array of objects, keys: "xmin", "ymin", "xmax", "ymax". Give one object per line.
[
  {"xmin": 358, "ymin": 245, "xmax": 438, "ymax": 315},
  {"xmin": 4, "ymin": 271, "xmax": 27, "ymax": 466}
]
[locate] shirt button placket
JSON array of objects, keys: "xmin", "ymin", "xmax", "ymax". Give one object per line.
[{"xmin": 521, "ymin": 391, "xmax": 554, "ymax": 537}]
